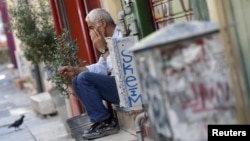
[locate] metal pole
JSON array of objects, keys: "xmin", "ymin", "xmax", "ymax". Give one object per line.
[
  {"xmin": 0, "ymin": 0, "xmax": 17, "ymax": 68},
  {"xmin": 135, "ymin": 112, "xmax": 146, "ymax": 141}
]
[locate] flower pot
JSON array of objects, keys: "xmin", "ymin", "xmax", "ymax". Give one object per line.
[
  {"xmin": 49, "ymin": 87, "xmax": 71, "ymax": 133},
  {"xmin": 69, "ymin": 92, "xmax": 84, "ymax": 116},
  {"xmin": 66, "ymin": 114, "xmax": 91, "ymax": 141}
]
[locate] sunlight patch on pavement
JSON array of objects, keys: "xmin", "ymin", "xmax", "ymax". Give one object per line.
[
  {"xmin": 10, "ymin": 107, "xmax": 32, "ymax": 116},
  {"xmin": 0, "ymin": 74, "xmax": 6, "ymax": 80}
]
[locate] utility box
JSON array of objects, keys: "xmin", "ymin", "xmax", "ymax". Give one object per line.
[
  {"xmin": 130, "ymin": 21, "xmax": 239, "ymax": 141},
  {"xmin": 106, "ymin": 36, "xmax": 143, "ymax": 108}
]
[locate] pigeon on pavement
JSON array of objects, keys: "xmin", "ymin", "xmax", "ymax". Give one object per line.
[{"xmin": 8, "ymin": 115, "xmax": 25, "ymax": 131}]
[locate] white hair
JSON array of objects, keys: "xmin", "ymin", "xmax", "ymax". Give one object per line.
[{"xmin": 85, "ymin": 8, "xmax": 115, "ymax": 26}]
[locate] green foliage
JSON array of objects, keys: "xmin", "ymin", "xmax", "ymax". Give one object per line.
[
  {"xmin": 9, "ymin": 0, "xmax": 56, "ymax": 64},
  {"xmin": 8, "ymin": 0, "xmax": 80, "ymax": 96},
  {"xmin": 45, "ymin": 30, "xmax": 81, "ymax": 97}
]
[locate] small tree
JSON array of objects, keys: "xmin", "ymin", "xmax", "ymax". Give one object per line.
[
  {"xmin": 8, "ymin": 0, "xmax": 81, "ymax": 96},
  {"xmin": 9, "ymin": 0, "xmax": 55, "ymax": 64}
]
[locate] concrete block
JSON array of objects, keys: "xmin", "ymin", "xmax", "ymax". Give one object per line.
[
  {"xmin": 30, "ymin": 92, "xmax": 57, "ymax": 115},
  {"xmin": 113, "ymin": 105, "xmax": 144, "ymax": 135}
]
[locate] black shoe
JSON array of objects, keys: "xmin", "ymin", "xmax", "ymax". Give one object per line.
[
  {"xmin": 83, "ymin": 122, "xmax": 101, "ymax": 134},
  {"xmin": 83, "ymin": 116, "xmax": 114, "ymax": 134},
  {"xmin": 82, "ymin": 118, "xmax": 119, "ymax": 139}
]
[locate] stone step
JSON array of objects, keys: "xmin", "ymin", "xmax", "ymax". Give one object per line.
[{"xmin": 113, "ymin": 105, "xmax": 144, "ymax": 135}]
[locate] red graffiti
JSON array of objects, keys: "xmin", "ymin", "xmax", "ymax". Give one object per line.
[
  {"xmin": 195, "ymin": 39, "xmax": 204, "ymax": 45},
  {"xmin": 182, "ymin": 81, "xmax": 234, "ymax": 113}
]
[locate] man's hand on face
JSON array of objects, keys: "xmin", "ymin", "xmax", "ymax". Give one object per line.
[{"xmin": 90, "ymin": 29, "xmax": 107, "ymax": 52}]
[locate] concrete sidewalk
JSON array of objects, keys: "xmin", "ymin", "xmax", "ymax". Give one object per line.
[{"xmin": 0, "ymin": 64, "xmax": 75, "ymax": 141}]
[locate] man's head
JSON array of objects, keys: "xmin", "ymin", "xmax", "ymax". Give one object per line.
[{"xmin": 86, "ymin": 8, "xmax": 115, "ymax": 37}]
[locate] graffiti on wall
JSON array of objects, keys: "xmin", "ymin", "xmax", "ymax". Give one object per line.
[
  {"xmin": 162, "ymin": 34, "xmax": 235, "ymax": 123},
  {"xmin": 152, "ymin": 0, "xmax": 193, "ymax": 29},
  {"xmin": 131, "ymin": 21, "xmax": 237, "ymax": 140},
  {"xmin": 108, "ymin": 37, "xmax": 143, "ymax": 108},
  {"xmin": 152, "ymin": 0, "xmax": 210, "ymax": 29},
  {"xmin": 120, "ymin": 49, "xmax": 143, "ymax": 107},
  {"xmin": 136, "ymin": 52, "xmax": 173, "ymax": 139},
  {"xmin": 134, "ymin": 33, "xmax": 237, "ymax": 140}
]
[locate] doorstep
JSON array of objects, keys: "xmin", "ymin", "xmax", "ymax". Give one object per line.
[{"xmin": 113, "ymin": 105, "xmax": 144, "ymax": 135}]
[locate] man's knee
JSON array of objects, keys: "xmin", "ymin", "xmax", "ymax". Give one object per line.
[
  {"xmin": 72, "ymin": 72, "xmax": 91, "ymax": 97},
  {"xmin": 77, "ymin": 71, "xmax": 91, "ymax": 84}
]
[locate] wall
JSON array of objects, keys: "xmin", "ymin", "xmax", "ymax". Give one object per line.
[
  {"xmin": 100, "ymin": 0, "xmax": 122, "ymax": 24},
  {"xmin": 206, "ymin": 0, "xmax": 250, "ymax": 124}
]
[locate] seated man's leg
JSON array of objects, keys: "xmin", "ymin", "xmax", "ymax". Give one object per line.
[{"xmin": 72, "ymin": 72, "xmax": 119, "ymax": 139}]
